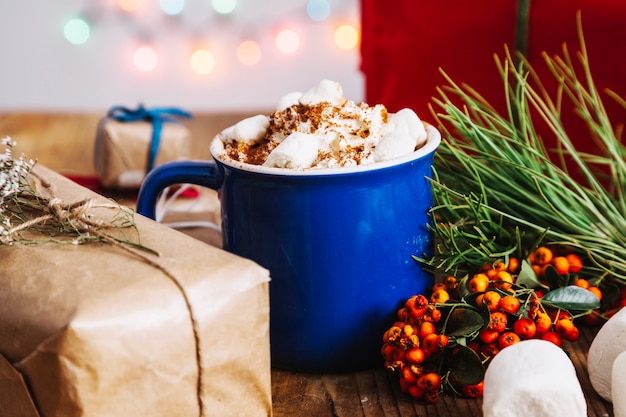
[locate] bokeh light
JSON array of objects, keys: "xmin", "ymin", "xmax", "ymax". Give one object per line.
[
  {"xmin": 237, "ymin": 40, "xmax": 261, "ymax": 66},
  {"xmin": 334, "ymin": 24, "xmax": 359, "ymax": 50},
  {"xmin": 275, "ymin": 29, "xmax": 300, "ymax": 55},
  {"xmin": 64, "ymin": 18, "xmax": 90, "ymax": 45},
  {"xmin": 306, "ymin": 0, "xmax": 330, "ymax": 22},
  {"xmin": 190, "ymin": 49, "xmax": 216, "ymax": 74},
  {"xmin": 212, "ymin": 0, "xmax": 237, "ymax": 15},
  {"xmin": 61, "ymin": 1, "xmax": 359, "ymax": 74},
  {"xmin": 117, "ymin": 0, "xmax": 142, "ymax": 12},
  {"xmin": 160, "ymin": 0, "xmax": 185, "ymax": 15},
  {"xmin": 133, "ymin": 46, "xmax": 158, "ymax": 72}
]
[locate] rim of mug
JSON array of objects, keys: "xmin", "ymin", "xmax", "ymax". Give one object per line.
[{"xmin": 210, "ymin": 124, "xmax": 441, "ymax": 177}]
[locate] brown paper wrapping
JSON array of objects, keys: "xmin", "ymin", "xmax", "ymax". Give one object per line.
[
  {"xmin": 0, "ymin": 166, "xmax": 272, "ymax": 417},
  {"xmin": 94, "ymin": 118, "xmax": 191, "ymax": 188}
]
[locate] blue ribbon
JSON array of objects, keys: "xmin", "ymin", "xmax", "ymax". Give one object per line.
[{"xmin": 107, "ymin": 104, "xmax": 192, "ymax": 173}]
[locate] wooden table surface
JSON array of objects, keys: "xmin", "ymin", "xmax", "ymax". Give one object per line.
[{"xmin": 0, "ymin": 112, "xmax": 614, "ymax": 417}]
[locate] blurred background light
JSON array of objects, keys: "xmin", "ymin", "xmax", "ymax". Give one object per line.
[
  {"xmin": 133, "ymin": 45, "xmax": 158, "ymax": 72},
  {"xmin": 190, "ymin": 48, "xmax": 216, "ymax": 74},
  {"xmin": 64, "ymin": 17, "xmax": 91, "ymax": 45},
  {"xmin": 334, "ymin": 24, "xmax": 359, "ymax": 50},
  {"xmin": 306, "ymin": 0, "xmax": 330, "ymax": 22},
  {"xmin": 2, "ymin": 0, "xmax": 364, "ymax": 112},
  {"xmin": 117, "ymin": 0, "xmax": 142, "ymax": 12},
  {"xmin": 160, "ymin": 0, "xmax": 185, "ymax": 15},
  {"xmin": 211, "ymin": 0, "xmax": 237, "ymax": 15},
  {"xmin": 275, "ymin": 29, "xmax": 300, "ymax": 55},
  {"xmin": 236, "ymin": 40, "xmax": 261, "ymax": 66}
]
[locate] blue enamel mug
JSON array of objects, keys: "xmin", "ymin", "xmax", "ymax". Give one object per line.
[{"xmin": 136, "ymin": 124, "xmax": 440, "ymax": 372}]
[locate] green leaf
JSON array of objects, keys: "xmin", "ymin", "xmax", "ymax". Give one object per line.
[
  {"xmin": 541, "ymin": 285, "xmax": 601, "ymax": 311},
  {"xmin": 515, "ymin": 259, "xmax": 547, "ymax": 289},
  {"xmin": 444, "ymin": 306, "xmax": 485, "ymax": 337},
  {"xmin": 448, "ymin": 344, "xmax": 485, "ymax": 386},
  {"xmin": 542, "ymin": 265, "xmax": 564, "ymax": 289},
  {"xmin": 457, "ymin": 274, "xmax": 471, "ymax": 299}
]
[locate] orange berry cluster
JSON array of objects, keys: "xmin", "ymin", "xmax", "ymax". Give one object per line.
[
  {"xmin": 526, "ymin": 246, "xmax": 626, "ymax": 325},
  {"xmin": 381, "ymin": 294, "xmax": 449, "ymax": 403},
  {"xmin": 382, "ymin": 245, "xmax": 608, "ymax": 403},
  {"xmin": 467, "ymin": 250, "xmax": 584, "ymax": 360},
  {"xmin": 528, "ymin": 246, "xmax": 601, "ymax": 298},
  {"xmin": 470, "ymin": 289, "xmax": 576, "ymax": 360}
]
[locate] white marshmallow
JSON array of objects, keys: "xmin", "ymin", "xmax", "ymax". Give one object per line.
[
  {"xmin": 613, "ymin": 350, "xmax": 626, "ymax": 417},
  {"xmin": 373, "ymin": 131, "xmax": 419, "ymax": 162},
  {"xmin": 220, "ymin": 114, "xmax": 269, "ymax": 144},
  {"xmin": 262, "ymin": 132, "xmax": 322, "ymax": 169},
  {"xmin": 298, "ymin": 79, "xmax": 346, "ymax": 106},
  {"xmin": 588, "ymin": 307, "xmax": 626, "ymax": 402},
  {"xmin": 276, "ymin": 91, "xmax": 302, "ymax": 111},
  {"xmin": 383, "ymin": 108, "xmax": 427, "ymax": 143},
  {"xmin": 373, "ymin": 108, "xmax": 427, "ymax": 162},
  {"xmin": 483, "ymin": 339, "xmax": 586, "ymax": 417}
]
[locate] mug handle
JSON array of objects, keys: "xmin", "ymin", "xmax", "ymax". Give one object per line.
[{"xmin": 136, "ymin": 160, "xmax": 219, "ymax": 220}]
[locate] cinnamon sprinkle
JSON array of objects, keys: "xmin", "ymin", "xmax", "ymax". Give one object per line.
[{"xmin": 222, "ymin": 99, "xmax": 393, "ymax": 168}]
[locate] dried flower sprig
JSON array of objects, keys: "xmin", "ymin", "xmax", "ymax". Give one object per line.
[
  {"xmin": 0, "ymin": 137, "xmax": 35, "ymax": 243},
  {"xmin": 0, "ymin": 136, "xmax": 155, "ymax": 254},
  {"xmin": 0, "ymin": 137, "xmax": 34, "ymax": 207},
  {"xmin": 415, "ymin": 16, "xmax": 626, "ymax": 285}
]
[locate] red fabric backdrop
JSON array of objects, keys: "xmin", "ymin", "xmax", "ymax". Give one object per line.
[
  {"xmin": 360, "ymin": 0, "xmax": 626, "ymax": 183},
  {"xmin": 361, "ymin": 0, "xmax": 626, "ymax": 119}
]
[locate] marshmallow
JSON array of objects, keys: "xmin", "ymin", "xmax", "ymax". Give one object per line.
[
  {"xmin": 373, "ymin": 131, "xmax": 419, "ymax": 162},
  {"xmin": 483, "ymin": 339, "xmax": 586, "ymax": 417},
  {"xmin": 299, "ymin": 79, "xmax": 346, "ymax": 106},
  {"xmin": 384, "ymin": 109, "xmax": 427, "ymax": 143},
  {"xmin": 220, "ymin": 114, "xmax": 269, "ymax": 144},
  {"xmin": 263, "ymin": 132, "xmax": 322, "ymax": 169},
  {"xmin": 613, "ymin": 350, "xmax": 626, "ymax": 417},
  {"xmin": 373, "ymin": 109, "xmax": 427, "ymax": 162},
  {"xmin": 276, "ymin": 91, "xmax": 302, "ymax": 111},
  {"xmin": 588, "ymin": 307, "xmax": 626, "ymax": 402}
]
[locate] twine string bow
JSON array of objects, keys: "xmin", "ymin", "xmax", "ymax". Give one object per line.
[{"xmin": 107, "ymin": 104, "xmax": 192, "ymax": 173}]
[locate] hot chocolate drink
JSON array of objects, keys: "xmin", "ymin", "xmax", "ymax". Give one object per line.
[{"xmin": 210, "ymin": 80, "xmax": 429, "ymax": 170}]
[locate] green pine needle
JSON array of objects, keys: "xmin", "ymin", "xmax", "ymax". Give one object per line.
[{"xmin": 416, "ymin": 15, "xmax": 626, "ymax": 284}]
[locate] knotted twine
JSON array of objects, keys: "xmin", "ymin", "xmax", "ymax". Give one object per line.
[
  {"xmin": 107, "ymin": 104, "xmax": 193, "ymax": 173},
  {"xmin": 7, "ymin": 170, "xmax": 207, "ymax": 417}
]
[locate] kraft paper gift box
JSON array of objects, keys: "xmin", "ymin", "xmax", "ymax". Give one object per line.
[
  {"xmin": 94, "ymin": 105, "xmax": 192, "ymax": 189},
  {"xmin": 0, "ymin": 165, "xmax": 272, "ymax": 417}
]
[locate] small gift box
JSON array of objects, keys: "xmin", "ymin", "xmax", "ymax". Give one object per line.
[
  {"xmin": 94, "ymin": 105, "xmax": 192, "ymax": 189},
  {"xmin": 0, "ymin": 165, "xmax": 272, "ymax": 417}
]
